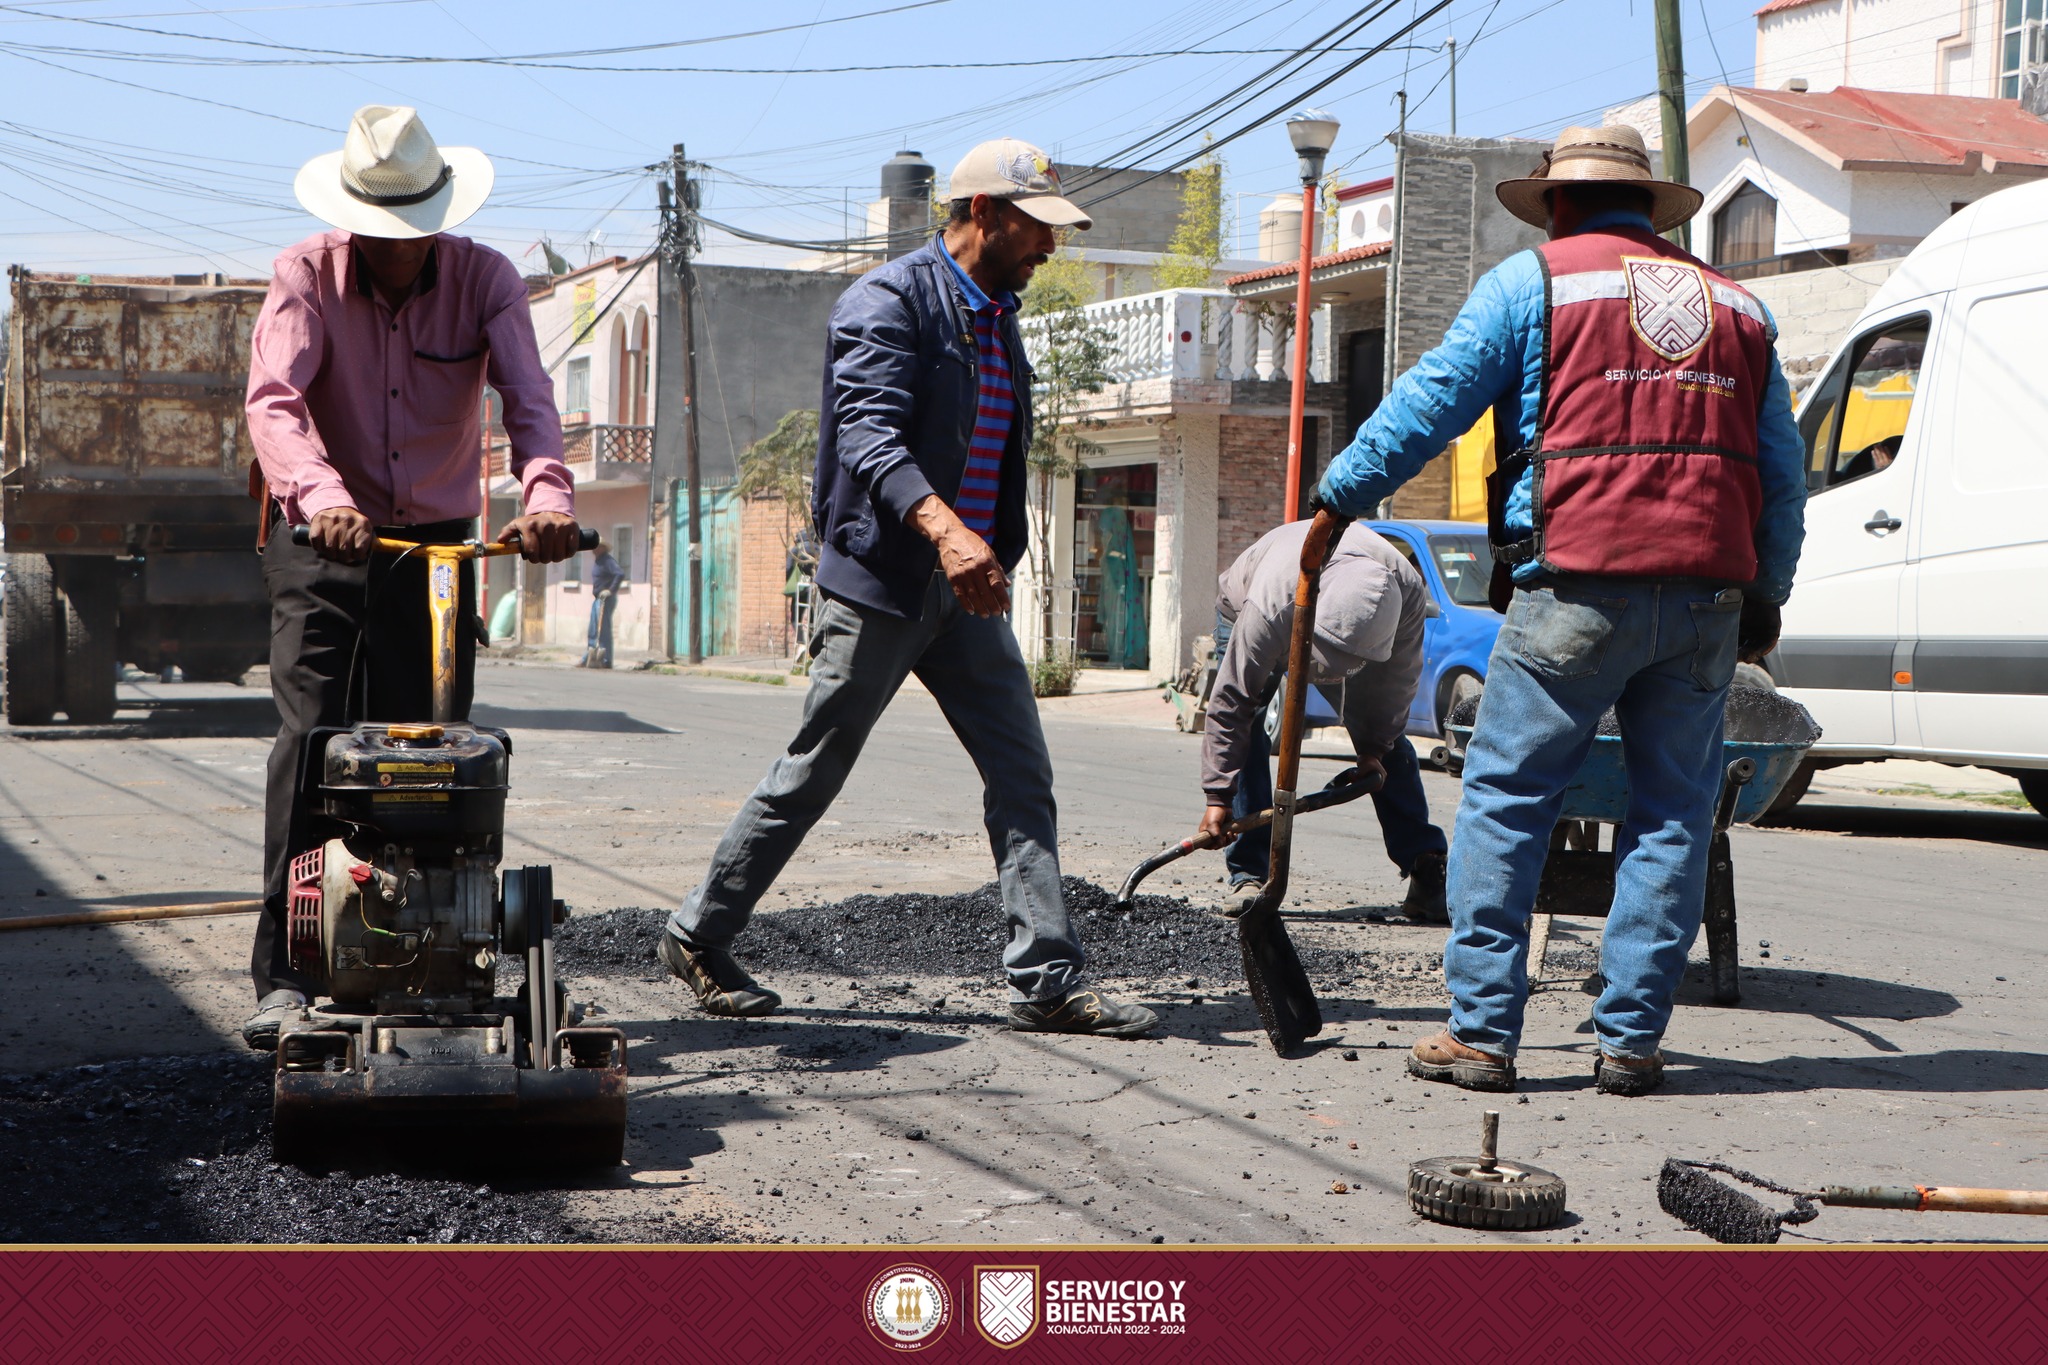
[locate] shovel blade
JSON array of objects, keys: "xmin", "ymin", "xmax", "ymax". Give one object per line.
[{"xmin": 1238, "ymin": 905, "xmax": 1322, "ymax": 1054}]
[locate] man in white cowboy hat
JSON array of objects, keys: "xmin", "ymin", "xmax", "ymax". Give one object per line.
[
  {"xmin": 658, "ymin": 138, "xmax": 1157, "ymax": 1038},
  {"xmin": 239, "ymin": 104, "xmax": 582, "ymax": 1049},
  {"xmin": 1314, "ymin": 124, "xmax": 1807, "ymax": 1096}
]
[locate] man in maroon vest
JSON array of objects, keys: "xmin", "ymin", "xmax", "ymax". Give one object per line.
[{"xmin": 1315, "ymin": 125, "xmax": 1807, "ymax": 1096}]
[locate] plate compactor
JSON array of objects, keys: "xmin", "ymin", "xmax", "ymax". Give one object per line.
[{"xmin": 268, "ymin": 526, "xmax": 627, "ymax": 1170}]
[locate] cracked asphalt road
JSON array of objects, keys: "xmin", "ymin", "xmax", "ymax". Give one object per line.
[{"xmin": 3, "ymin": 660, "xmax": 2045, "ymax": 1245}]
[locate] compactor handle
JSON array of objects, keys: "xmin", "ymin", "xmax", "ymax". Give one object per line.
[{"xmin": 287, "ymin": 525, "xmax": 600, "ymax": 552}]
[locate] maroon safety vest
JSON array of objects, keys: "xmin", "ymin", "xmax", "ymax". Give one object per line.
[{"xmin": 1505, "ymin": 226, "xmax": 1772, "ymax": 583}]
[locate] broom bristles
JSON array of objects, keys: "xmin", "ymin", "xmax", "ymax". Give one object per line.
[{"xmin": 1658, "ymin": 1158, "xmax": 1787, "ymax": 1244}]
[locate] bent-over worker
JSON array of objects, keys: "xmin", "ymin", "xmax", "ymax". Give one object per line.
[
  {"xmin": 1197, "ymin": 520, "xmax": 1448, "ymax": 921},
  {"xmin": 660, "ymin": 140, "xmax": 1157, "ymax": 1038},
  {"xmin": 241, "ymin": 105, "xmax": 582, "ymax": 1049},
  {"xmin": 1313, "ymin": 125, "xmax": 1806, "ymax": 1096}
]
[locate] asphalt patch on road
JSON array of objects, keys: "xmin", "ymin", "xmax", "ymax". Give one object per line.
[
  {"xmin": 554, "ymin": 876, "xmax": 1372, "ymax": 987},
  {"xmin": 0, "ymin": 1055, "xmax": 742, "ymax": 1245}
]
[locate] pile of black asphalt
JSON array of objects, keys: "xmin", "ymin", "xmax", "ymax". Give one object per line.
[
  {"xmin": 0, "ymin": 1054, "xmax": 740, "ymax": 1245},
  {"xmin": 553, "ymin": 876, "xmax": 1374, "ymax": 988}
]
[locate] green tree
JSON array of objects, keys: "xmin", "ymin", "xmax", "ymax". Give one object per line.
[
  {"xmin": 736, "ymin": 408, "xmax": 819, "ymax": 559},
  {"xmin": 1020, "ymin": 274, "xmax": 1115, "ymax": 679},
  {"xmin": 1153, "ymin": 146, "xmax": 1225, "ymax": 290}
]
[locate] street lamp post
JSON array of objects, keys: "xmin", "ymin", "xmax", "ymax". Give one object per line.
[{"xmin": 1283, "ymin": 108, "xmax": 1339, "ymax": 522}]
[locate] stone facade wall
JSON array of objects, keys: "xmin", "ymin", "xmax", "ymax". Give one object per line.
[{"xmin": 1744, "ymin": 257, "xmax": 1902, "ymax": 393}]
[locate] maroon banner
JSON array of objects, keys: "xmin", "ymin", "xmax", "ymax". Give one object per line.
[{"xmin": 4, "ymin": 1247, "xmax": 2046, "ymax": 1362}]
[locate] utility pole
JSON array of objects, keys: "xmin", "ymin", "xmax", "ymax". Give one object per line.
[
  {"xmin": 1655, "ymin": 0, "xmax": 1692, "ymax": 250},
  {"xmin": 1447, "ymin": 38, "xmax": 1457, "ymax": 137},
  {"xmin": 655, "ymin": 143, "xmax": 706, "ymax": 664}
]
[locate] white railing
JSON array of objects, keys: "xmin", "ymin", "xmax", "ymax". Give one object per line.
[{"xmin": 1020, "ymin": 289, "xmax": 1331, "ymax": 387}]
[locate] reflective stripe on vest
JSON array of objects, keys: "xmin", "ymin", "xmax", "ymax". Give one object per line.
[{"xmin": 1523, "ymin": 227, "xmax": 1771, "ymax": 583}]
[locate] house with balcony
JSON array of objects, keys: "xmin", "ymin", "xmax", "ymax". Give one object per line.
[{"xmin": 491, "ymin": 253, "xmax": 850, "ymax": 659}]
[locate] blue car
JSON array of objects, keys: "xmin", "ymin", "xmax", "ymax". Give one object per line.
[{"xmin": 1265, "ymin": 520, "xmax": 1502, "ymax": 766}]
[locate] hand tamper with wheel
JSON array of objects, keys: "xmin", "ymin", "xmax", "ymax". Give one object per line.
[{"xmin": 1409, "ymin": 1110, "xmax": 1569, "ymax": 1231}]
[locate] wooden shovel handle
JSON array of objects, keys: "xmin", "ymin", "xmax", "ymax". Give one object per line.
[{"xmin": 1825, "ymin": 1185, "xmax": 2048, "ymax": 1215}]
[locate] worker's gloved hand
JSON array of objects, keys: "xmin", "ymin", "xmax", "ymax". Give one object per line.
[
  {"xmin": 499, "ymin": 511, "xmax": 581, "ymax": 564},
  {"xmin": 1738, "ymin": 597, "xmax": 1782, "ymax": 664},
  {"xmin": 307, "ymin": 506, "xmax": 373, "ymax": 565},
  {"xmin": 1196, "ymin": 804, "xmax": 1232, "ymax": 846}
]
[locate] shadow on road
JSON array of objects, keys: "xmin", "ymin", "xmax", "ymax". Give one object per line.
[
  {"xmin": 1763, "ymin": 800, "xmax": 2047, "ymax": 848},
  {"xmin": 1672, "ymin": 1047, "xmax": 2048, "ymax": 1095},
  {"xmin": 2, "ymin": 695, "xmax": 279, "ymax": 742},
  {"xmin": 472, "ymin": 703, "xmax": 672, "ymax": 735}
]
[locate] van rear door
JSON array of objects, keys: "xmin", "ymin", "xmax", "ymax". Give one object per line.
[
  {"xmin": 1909, "ymin": 281, "xmax": 2048, "ymax": 763},
  {"xmin": 1770, "ymin": 307, "xmax": 1935, "ymax": 753}
]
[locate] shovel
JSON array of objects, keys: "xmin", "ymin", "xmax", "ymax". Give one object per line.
[{"xmin": 1234, "ymin": 507, "xmax": 1352, "ymax": 1055}]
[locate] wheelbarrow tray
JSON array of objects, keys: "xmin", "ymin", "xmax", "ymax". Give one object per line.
[{"xmin": 1443, "ymin": 733, "xmax": 1813, "ymax": 826}]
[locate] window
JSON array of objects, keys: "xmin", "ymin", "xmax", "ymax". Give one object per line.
[
  {"xmin": 612, "ymin": 525, "xmax": 634, "ymax": 579},
  {"xmin": 1712, "ymin": 183, "xmax": 1777, "ymax": 273},
  {"xmin": 565, "ymin": 357, "xmax": 591, "ymax": 417},
  {"xmin": 1797, "ymin": 315, "xmax": 1929, "ymax": 492},
  {"xmin": 2001, "ymin": 0, "xmax": 2045, "ymax": 99},
  {"xmin": 1429, "ymin": 535, "xmax": 1497, "ymax": 608},
  {"xmin": 563, "ymin": 551, "xmax": 582, "ymax": 586}
]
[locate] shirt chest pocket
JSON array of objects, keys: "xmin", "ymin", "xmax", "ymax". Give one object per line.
[{"xmin": 410, "ymin": 345, "xmax": 487, "ymax": 425}]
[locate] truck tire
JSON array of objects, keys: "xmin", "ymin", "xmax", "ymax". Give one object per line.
[
  {"xmin": 57, "ymin": 560, "xmax": 118, "ymax": 725},
  {"xmin": 4, "ymin": 554, "xmax": 60, "ymax": 725},
  {"xmin": 2017, "ymin": 771, "xmax": 2048, "ymax": 819}
]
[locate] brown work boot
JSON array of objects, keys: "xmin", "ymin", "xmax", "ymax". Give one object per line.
[
  {"xmin": 659, "ymin": 930, "xmax": 781, "ymax": 1018},
  {"xmin": 1406, "ymin": 1028, "xmax": 1516, "ymax": 1092},
  {"xmin": 1400, "ymin": 851, "xmax": 1448, "ymax": 924},
  {"xmin": 1009, "ymin": 988, "xmax": 1159, "ymax": 1039},
  {"xmin": 1593, "ymin": 1050, "xmax": 1665, "ymax": 1096}
]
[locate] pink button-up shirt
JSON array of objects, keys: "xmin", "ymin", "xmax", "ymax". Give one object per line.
[{"xmin": 246, "ymin": 230, "xmax": 574, "ymax": 527}]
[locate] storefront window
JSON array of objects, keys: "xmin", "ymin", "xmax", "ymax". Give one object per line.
[{"xmin": 1074, "ymin": 463, "xmax": 1157, "ymax": 669}]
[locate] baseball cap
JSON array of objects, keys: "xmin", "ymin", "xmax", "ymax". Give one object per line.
[{"xmin": 947, "ymin": 139, "xmax": 1092, "ymax": 230}]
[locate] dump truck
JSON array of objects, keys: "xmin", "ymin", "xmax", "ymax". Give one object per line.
[{"xmin": 3, "ymin": 266, "xmax": 272, "ymax": 724}]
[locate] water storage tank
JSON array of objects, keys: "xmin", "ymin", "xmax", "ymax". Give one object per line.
[
  {"xmin": 877, "ymin": 151, "xmax": 935, "ymax": 259},
  {"xmin": 1259, "ymin": 195, "xmax": 1321, "ymax": 262}
]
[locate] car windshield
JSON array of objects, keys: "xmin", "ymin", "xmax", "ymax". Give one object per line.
[{"xmin": 1428, "ymin": 535, "xmax": 1495, "ymax": 607}]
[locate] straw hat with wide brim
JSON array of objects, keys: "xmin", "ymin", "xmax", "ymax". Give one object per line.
[
  {"xmin": 1495, "ymin": 124, "xmax": 1703, "ymax": 234},
  {"xmin": 294, "ymin": 105, "xmax": 494, "ymax": 240}
]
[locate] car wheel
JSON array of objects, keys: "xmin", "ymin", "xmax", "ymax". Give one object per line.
[
  {"xmin": 1439, "ymin": 671, "xmax": 1483, "ymax": 771},
  {"xmin": 1261, "ymin": 688, "xmax": 1282, "ymax": 746},
  {"xmin": 2017, "ymin": 771, "xmax": 2048, "ymax": 819}
]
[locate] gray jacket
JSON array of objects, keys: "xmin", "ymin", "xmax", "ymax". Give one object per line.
[{"xmin": 1202, "ymin": 521, "xmax": 1427, "ymax": 803}]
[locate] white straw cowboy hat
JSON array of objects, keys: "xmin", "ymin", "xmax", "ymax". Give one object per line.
[
  {"xmin": 1495, "ymin": 124, "xmax": 1703, "ymax": 234},
  {"xmin": 294, "ymin": 105, "xmax": 494, "ymax": 239}
]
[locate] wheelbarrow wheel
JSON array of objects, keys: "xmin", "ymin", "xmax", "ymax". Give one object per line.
[{"xmin": 1408, "ymin": 1156, "xmax": 1568, "ymax": 1231}]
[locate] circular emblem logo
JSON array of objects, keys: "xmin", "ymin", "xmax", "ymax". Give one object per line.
[{"xmin": 864, "ymin": 1263, "xmax": 950, "ymax": 1350}]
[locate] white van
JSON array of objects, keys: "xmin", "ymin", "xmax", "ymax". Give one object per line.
[{"xmin": 1765, "ymin": 178, "xmax": 2048, "ymax": 817}]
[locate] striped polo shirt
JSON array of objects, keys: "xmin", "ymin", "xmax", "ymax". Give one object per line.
[{"xmin": 939, "ymin": 242, "xmax": 1019, "ymax": 541}]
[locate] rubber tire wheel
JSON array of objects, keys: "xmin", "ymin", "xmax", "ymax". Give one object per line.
[
  {"xmin": 58, "ymin": 560, "xmax": 118, "ymax": 725},
  {"xmin": 2017, "ymin": 770, "xmax": 2048, "ymax": 819},
  {"xmin": 4, "ymin": 553, "xmax": 60, "ymax": 725},
  {"xmin": 1408, "ymin": 1156, "xmax": 1569, "ymax": 1231},
  {"xmin": 1764, "ymin": 758, "xmax": 1817, "ymax": 819},
  {"xmin": 1440, "ymin": 672, "xmax": 1483, "ymax": 772}
]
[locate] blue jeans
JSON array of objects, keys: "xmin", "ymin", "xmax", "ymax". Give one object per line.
[
  {"xmin": 671, "ymin": 573, "xmax": 1083, "ymax": 1002},
  {"xmin": 1445, "ymin": 577, "xmax": 1742, "ymax": 1060},
  {"xmin": 586, "ymin": 590, "xmax": 616, "ymax": 665},
  {"xmin": 1216, "ymin": 618, "xmax": 1447, "ymax": 885}
]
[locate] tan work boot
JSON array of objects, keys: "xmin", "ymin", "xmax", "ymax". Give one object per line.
[
  {"xmin": 1406, "ymin": 1028, "xmax": 1516, "ymax": 1092},
  {"xmin": 658, "ymin": 930, "xmax": 781, "ymax": 1018},
  {"xmin": 1593, "ymin": 1050, "xmax": 1664, "ymax": 1096}
]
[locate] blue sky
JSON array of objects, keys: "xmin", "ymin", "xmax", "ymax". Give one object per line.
[{"xmin": 0, "ymin": 0, "xmax": 1761, "ymax": 277}]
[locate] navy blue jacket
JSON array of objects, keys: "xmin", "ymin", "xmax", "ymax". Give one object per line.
[{"xmin": 811, "ymin": 236, "xmax": 1033, "ymax": 619}]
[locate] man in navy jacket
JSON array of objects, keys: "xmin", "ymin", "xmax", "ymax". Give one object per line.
[{"xmin": 660, "ymin": 139, "xmax": 1157, "ymax": 1038}]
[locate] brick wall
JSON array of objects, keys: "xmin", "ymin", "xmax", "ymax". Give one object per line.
[
  {"xmin": 1217, "ymin": 414, "xmax": 1290, "ymax": 569},
  {"xmin": 737, "ymin": 493, "xmax": 801, "ymax": 657}
]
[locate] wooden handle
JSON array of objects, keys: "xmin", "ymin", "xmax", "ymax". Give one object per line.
[
  {"xmin": 1825, "ymin": 1185, "xmax": 2048, "ymax": 1214},
  {"xmin": 1272, "ymin": 509, "xmax": 1351, "ymax": 797}
]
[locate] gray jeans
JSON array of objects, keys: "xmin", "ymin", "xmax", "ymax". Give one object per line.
[{"xmin": 669, "ymin": 573, "xmax": 1084, "ymax": 1001}]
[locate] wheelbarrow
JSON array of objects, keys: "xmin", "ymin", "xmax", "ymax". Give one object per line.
[{"xmin": 1447, "ymin": 687, "xmax": 1820, "ymax": 1006}]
